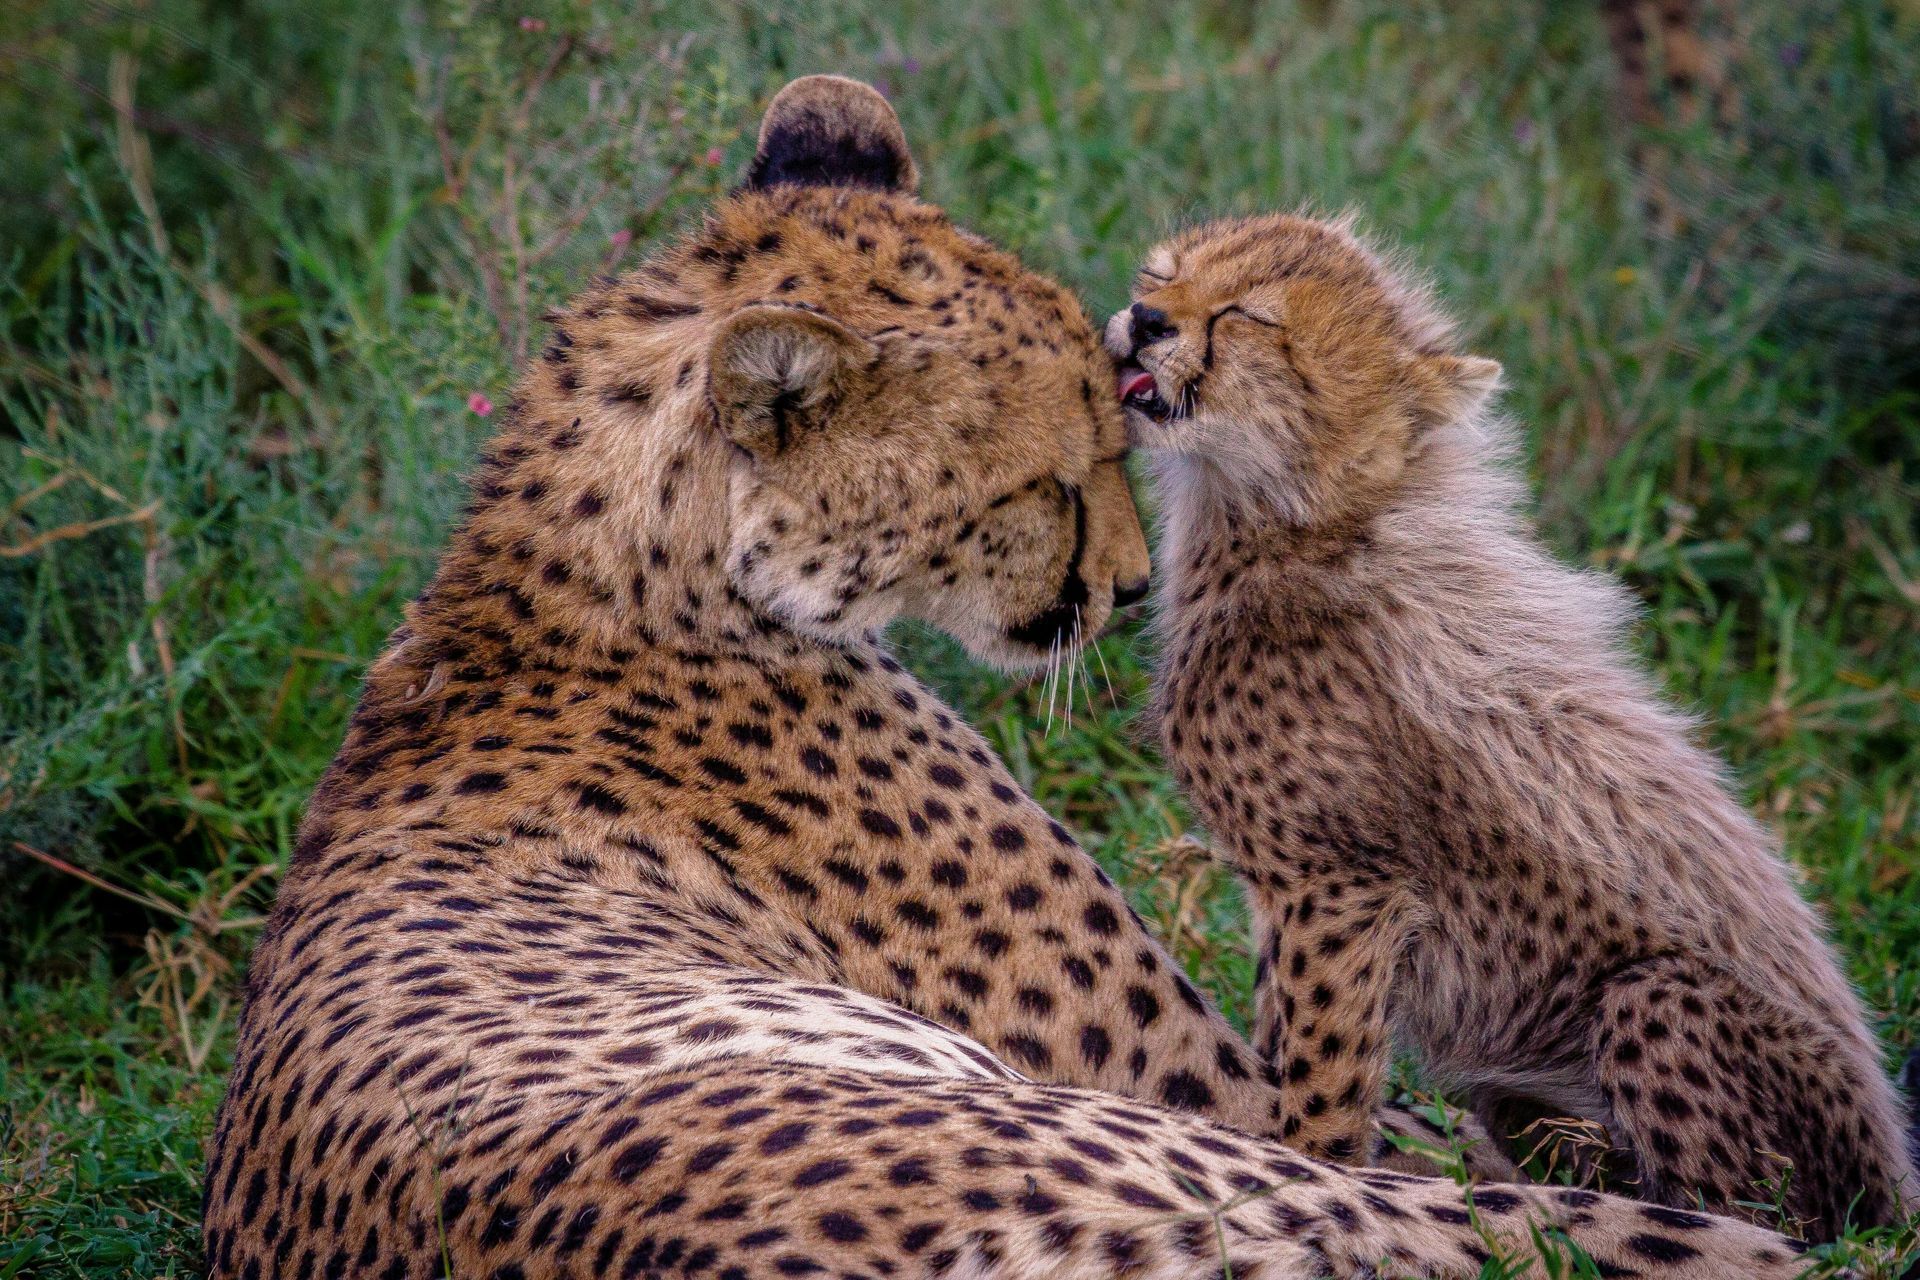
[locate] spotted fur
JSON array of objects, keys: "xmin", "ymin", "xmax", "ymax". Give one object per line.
[
  {"xmin": 202, "ymin": 85, "xmax": 1818, "ymax": 1279},
  {"xmin": 1111, "ymin": 210, "xmax": 1919, "ymax": 1237}
]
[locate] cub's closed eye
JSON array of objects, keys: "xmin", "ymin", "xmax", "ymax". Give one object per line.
[
  {"xmin": 1201, "ymin": 305, "xmax": 1281, "ymax": 372},
  {"xmin": 1217, "ymin": 305, "xmax": 1280, "ymax": 328}
]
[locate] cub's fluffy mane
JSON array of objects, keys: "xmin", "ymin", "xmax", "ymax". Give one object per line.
[{"xmin": 1149, "ymin": 224, "xmax": 1759, "ymax": 896}]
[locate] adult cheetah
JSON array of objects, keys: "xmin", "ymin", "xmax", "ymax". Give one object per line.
[
  {"xmin": 203, "ymin": 80, "xmax": 1814, "ymax": 1278},
  {"xmin": 1109, "ymin": 210, "xmax": 1917, "ymax": 1236}
]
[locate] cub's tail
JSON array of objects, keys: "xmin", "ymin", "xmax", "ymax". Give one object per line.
[
  {"xmin": 1907, "ymin": 1048, "xmax": 1920, "ymax": 1280},
  {"xmin": 1905, "ymin": 1046, "xmax": 1920, "ymax": 1166}
]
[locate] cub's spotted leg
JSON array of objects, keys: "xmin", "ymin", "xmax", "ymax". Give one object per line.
[
  {"xmin": 1255, "ymin": 907, "xmax": 1519, "ymax": 1180},
  {"xmin": 1596, "ymin": 956, "xmax": 1915, "ymax": 1236},
  {"xmin": 1250, "ymin": 880, "xmax": 1409, "ymax": 1162}
]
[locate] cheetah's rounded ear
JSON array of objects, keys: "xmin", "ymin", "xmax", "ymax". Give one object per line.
[
  {"xmin": 710, "ymin": 304, "xmax": 877, "ymax": 460},
  {"xmin": 1413, "ymin": 354, "xmax": 1503, "ymax": 427},
  {"xmin": 744, "ymin": 75, "xmax": 919, "ymax": 194}
]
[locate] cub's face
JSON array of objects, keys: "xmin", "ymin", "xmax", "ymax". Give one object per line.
[
  {"xmin": 1102, "ymin": 214, "xmax": 1500, "ymax": 527},
  {"xmin": 705, "ymin": 78, "xmax": 1149, "ymax": 670}
]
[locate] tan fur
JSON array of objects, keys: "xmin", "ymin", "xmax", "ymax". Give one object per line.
[
  {"xmin": 1113, "ymin": 211, "xmax": 1919, "ymax": 1237},
  {"xmin": 202, "ymin": 89, "xmax": 1818, "ymax": 1280}
]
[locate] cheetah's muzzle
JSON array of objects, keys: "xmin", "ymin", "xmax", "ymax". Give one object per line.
[{"xmin": 1005, "ymin": 483, "xmax": 1091, "ymax": 651}]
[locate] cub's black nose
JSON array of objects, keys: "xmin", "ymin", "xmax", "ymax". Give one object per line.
[
  {"xmin": 1114, "ymin": 576, "xmax": 1150, "ymax": 608},
  {"xmin": 1129, "ymin": 303, "xmax": 1174, "ymax": 349}
]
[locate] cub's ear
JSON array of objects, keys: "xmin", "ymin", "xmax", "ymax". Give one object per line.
[
  {"xmin": 710, "ymin": 305, "xmax": 876, "ymax": 459},
  {"xmin": 1413, "ymin": 353, "xmax": 1503, "ymax": 426},
  {"xmin": 744, "ymin": 74, "xmax": 919, "ymax": 194}
]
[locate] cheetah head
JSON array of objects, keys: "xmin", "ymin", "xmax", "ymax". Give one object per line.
[
  {"xmin": 1103, "ymin": 213, "xmax": 1503, "ymax": 529},
  {"xmin": 706, "ymin": 77, "xmax": 1151, "ymax": 670}
]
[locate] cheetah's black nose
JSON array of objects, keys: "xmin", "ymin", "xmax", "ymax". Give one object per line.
[
  {"xmin": 1129, "ymin": 303, "xmax": 1175, "ymax": 351},
  {"xmin": 1114, "ymin": 577, "xmax": 1150, "ymax": 608}
]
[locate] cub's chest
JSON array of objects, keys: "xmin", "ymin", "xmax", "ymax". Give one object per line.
[
  {"xmin": 1155, "ymin": 608, "xmax": 1396, "ymax": 864},
  {"xmin": 1155, "ymin": 614, "xmax": 1289, "ymax": 802},
  {"xmin": 1156, "ymin": 608, "xmax": 1331, "ymax": 757}
]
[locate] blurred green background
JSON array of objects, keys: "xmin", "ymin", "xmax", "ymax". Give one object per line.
[{"xmin": 1, "ymin": 0, "xmax": 1916, "ymax": 1273}]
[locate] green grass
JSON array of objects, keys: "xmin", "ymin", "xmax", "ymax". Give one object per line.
[{"xmin": 1, "ymin": 0, "xmax": 1916, "ymax": 1275}]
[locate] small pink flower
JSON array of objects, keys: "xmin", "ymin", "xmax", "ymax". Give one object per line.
[
  {"xmin": 1513, "ymin": 118, "xmax": 1536, "ymax": 146},
  {"xmin": 519, "ymin": 16, "xmax": 546, "ymax": 31},
  {"xmin": 609, "ymin": 228, "xmax": 633, "ymax": 249},
  {"xmin": 703, "ymin": 146, "xmax": 725, "ymax": 167},
  {"xmin": 468, "ymin": 392, "xmax": 494, "ymax": 417}
]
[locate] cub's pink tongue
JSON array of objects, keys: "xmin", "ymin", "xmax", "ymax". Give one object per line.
[{"xmin": 1117, "ymin": 368, "xmax": 1158, "ymax": 402}]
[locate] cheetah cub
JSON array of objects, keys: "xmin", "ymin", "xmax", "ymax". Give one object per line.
[{"xmin": 1106, "ymin": 212, "xmax": 1917, "ymax": 1236}]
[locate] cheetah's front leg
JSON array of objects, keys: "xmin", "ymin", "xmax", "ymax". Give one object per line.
[{"xmin": 1250, "ymin": 879, "xmax": 1408, "ymax": 1163}]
